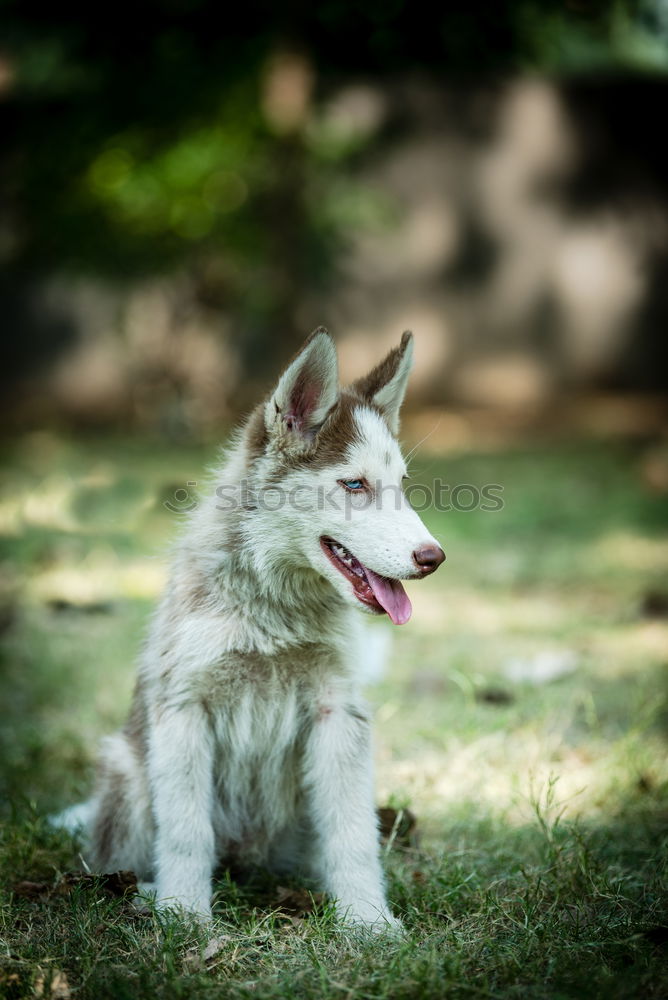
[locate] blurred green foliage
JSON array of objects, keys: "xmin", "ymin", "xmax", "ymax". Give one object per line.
[
  {"xmin": 1, "ymin": 0, "xmax": 667, "ymax": 386},
  {"xmin": 2, "ymin": 0, "xmax": 665, "ymax": 280}
]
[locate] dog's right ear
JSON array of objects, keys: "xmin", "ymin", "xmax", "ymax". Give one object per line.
[
  {"xmin": 351, "ymin": 331, "xmax": 413, "ymax": 435},
  {"xmin": 265, "ymin": 328, "xmax": 339, "ymax": 447}
]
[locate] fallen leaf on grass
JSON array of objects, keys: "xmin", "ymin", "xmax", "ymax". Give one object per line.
[
  {"xmin": 640, "ymin": 590, "xmax": 668, "ymax": 619},
  {"xmin": 203, "ymin": 936, "xmax": 232, "ymax": 962},
  {"xmin": 61, "ymin": 870, "xmax": 138, "ymax": 897},
  {"xmin": 377, "ymin": 806, "xmax": 418, "ymax": 846},
  {"xmin": 0, "ymin": 970, "xmax": 23, "ymax": 998},
  {"xmin": 11, "ymin": 880, "xmax": 51, "ymax": 901},
  {"xmin": 33, "ymin": 969, "xmax": 71, "ymax": 999},
  {"xmin": 474, "ymin": 686, "xmax": 515, "ymax": 706},
  {"xmin": 12, "ymin": 870, "xmax": 137, "ymax": 902},
  {"xmin": 278, "ymin": 915, "xmax": 311, "ymax": 931},
  {"xmin": 46, "ymin": 598, "xmax": 114, "ymax": 615},
  {"xmin": 274, "ymin": 886, "xmax": 324, "ymax": 917},
  {"xmin": 184, "ymin": 935, "xmax": 233, "ymax": 972}
]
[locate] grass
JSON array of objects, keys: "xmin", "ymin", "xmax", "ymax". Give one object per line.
[{"xmin": 1, "ymin": 429, "xmax": 667, "ymax": 998}]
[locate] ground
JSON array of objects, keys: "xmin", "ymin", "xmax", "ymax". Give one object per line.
[{"xmin": 1, "ymin": 430, "xmax": 667, "ymax": 999}]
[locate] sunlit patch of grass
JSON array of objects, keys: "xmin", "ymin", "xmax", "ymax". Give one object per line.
[
  {"xmin": 592, "ymin": 531, "xmax": 668, "ymax": 573},
  {"xmin": 1, "ymin": 433, "xmax": 667, "ymax": 998}
]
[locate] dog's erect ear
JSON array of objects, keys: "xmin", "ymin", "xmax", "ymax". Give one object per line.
[
  {"xmin": 352, "ymin": 331, "xmax": 413, "ymax": 435},
  {"xmin": 266, "ymin": 327, "xmax": 339, "ymax": 446}
]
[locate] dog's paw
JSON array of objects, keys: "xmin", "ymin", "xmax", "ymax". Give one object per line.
[
  {"xmin": 337, "ymin": 902, "xmax": 405, "ymax": 937},
  {"xmin": 130, "ymin": 880, "xmax": 157, "ymax": 916},
  {"xmin": 358, "ymin": 913, "xmax": 405, "ymax": 937},
  {"xmin": 154, "ymin": 887, "xmax": 213, "ymax": 925}
]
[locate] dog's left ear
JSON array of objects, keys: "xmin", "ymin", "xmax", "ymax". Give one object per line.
[
  {"xmin": 352, "ymin": 331, "xmax": 413, "ymax": 435},
  {"xmin": 266, "ymin": 327, "xmax": 339, "ymax": 446}
]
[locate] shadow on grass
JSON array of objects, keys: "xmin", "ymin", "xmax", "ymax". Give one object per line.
[
  {"xmin": 0, "ymin": 789, "xmax": 666, "ymax": 1000},
  {"xmin": 0, "ymin": 435, "xmax": 667, "ymax": 996}
]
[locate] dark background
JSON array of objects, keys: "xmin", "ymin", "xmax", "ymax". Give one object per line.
[{"xmin": 2, "ymin": 0, "xmax": 668, "ymax": 437}]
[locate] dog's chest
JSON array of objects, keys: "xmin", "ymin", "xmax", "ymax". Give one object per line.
[
  {"xmin": 211, "ymin": 680, "xmax": 304, "ymax": 767},
  {"xmin": 203, "ymin": 653, "xmax": 350, "ymax": 850}
]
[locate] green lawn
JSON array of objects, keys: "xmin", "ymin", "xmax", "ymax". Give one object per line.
[{"xmin": 1, "ymin": 431, "xmax": 667, "ymax": 999}]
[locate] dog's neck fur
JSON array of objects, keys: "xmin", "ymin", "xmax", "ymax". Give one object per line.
[{"xmin": 166, "ymin": 428, "xmax": 351, "ymax": 656}]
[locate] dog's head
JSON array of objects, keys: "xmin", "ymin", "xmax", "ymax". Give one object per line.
[{"xmin": 243, "ymin": 328, "xmax": 445, "ymax": 625}]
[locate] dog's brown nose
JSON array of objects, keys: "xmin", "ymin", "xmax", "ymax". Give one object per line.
[{"xmin": 413, "ymin": 544, "xmax": 445, "ymax": 575}]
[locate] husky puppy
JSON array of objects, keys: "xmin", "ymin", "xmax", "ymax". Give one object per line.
[{"xmin": 70, "ymin": 329, "xmax": 444, "ymax": 931}]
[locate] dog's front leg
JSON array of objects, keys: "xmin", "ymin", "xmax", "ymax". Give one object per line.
[
  {"xmin": 148, "ymin": 703, "xmax": 215, "ymax": 921},
  {"xmin": 303, "ymin": 701, "xmax": 400, "ymax": 933}
]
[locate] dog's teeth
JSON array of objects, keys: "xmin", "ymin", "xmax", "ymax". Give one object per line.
[{"xmin": 329, "ymin": 541, "xmax": 367, "ymax": 580}]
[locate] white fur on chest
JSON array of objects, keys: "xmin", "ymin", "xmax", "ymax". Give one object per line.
[
  {"xmin": 210, "ymin": 680, "xmax": 304, "ymax": 862},
  {"xmin": 155, "ymin": 641, "xmax": 364, "ymax": 868}
]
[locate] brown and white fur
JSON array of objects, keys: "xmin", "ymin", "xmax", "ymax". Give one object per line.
[{"xmin": 56, "ymin": 329, "xmax": 445, "ymax": 932}]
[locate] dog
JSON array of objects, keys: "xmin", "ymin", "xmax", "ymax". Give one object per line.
[{"xmin": 57, "ymin": 329, "xmax": 445, "ymax": 932}]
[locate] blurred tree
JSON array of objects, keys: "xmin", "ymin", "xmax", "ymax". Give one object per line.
[
  {"xmin": 1, "ymin": 0, "xmax": 666, "ymax": 393},
  {"xmin": 3, "ymin": 1, "xmax": 662, "ymax": 272}
]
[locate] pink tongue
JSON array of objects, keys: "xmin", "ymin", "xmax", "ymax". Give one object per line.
[{"xmin": 364, "ymin": 568, "xmax": 412, "ymax": 625}]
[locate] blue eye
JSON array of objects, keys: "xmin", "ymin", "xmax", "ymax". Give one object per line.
[{"xmin": 340, "ymin": 479, "xmax": 365, "ymax": 492}]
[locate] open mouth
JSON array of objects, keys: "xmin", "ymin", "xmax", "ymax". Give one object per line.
[{"xmin": 320, "ymin": 536, "xmax": 412, "ymax": 625}]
